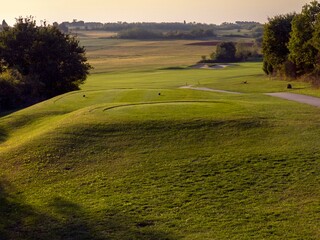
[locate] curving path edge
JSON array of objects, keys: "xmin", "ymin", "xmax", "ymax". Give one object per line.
[
  {"xmin": 265, "ymin": 92, "xmax": 320, "ymax": 107},
  {"xmin": 180, "ymin": 86, "xmax": 242, "ymax": 94}
]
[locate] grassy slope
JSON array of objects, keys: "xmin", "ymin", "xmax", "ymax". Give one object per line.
[{"xmin": 0, "ymin": 39, "xmax": 320, "ymax": 239}]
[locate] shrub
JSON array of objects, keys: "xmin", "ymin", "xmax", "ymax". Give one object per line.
[{"xmin": 0, "ymin": 77, "xmax": 21, "ymax": 111}]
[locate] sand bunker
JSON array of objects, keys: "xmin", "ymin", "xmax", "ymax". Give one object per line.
[{"xmin": 190, "ymin": 63, "xmax": 232, "ymax": 69}]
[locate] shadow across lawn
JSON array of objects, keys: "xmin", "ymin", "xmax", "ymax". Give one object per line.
[
  {"xmin": 0, "ymin": 127, "xmax": 8, "ymax": 144},
  {"xmin": 0, "ymin": 179, "xmax": 97, "ymax": 240},
  {"xmin": 0, "ymin": 179, "xmax": 177, "ymax": 240}
]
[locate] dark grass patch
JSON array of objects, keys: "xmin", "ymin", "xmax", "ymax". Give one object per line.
[
  {"xmin": 0, "ymin": 127, "xmax": 8, "ymax": 143},
  {"xmin": 186, "ymin": 41, "xmax": 255, "ymax": 47},
  {"xmin": 159, "ymin": 66, "xmax": 187, "ymax": 70},
  {"xmin": 0, "ymin": 180, "xmax": 177, "ymax": 240}
]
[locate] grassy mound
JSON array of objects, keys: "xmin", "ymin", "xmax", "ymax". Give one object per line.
[{"xmin": 1, "ymin": 63, "xmax": 320, "ymax": 239}]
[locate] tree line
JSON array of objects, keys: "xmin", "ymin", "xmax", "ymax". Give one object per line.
[
  {"xmin": 117, "ymin": 28, "xmax": 217, "ymax": 40},
  {"xmin": 198, "ymin": 41, "xmax": 261, "ymax": 63},
  {"xmin": 58, "ymin": 21, "xmax": 263, "ymax": 40},
  {"xmin": 58, "ymin": 21, "xmax": 262, "ymax": 32},
  {"xmin": 0, "ymin": 17, "xmax": 91, "ymax": 111},
  {"xmin": 263, "ymin": 1, "xmax": 320, "ymax": 84}
]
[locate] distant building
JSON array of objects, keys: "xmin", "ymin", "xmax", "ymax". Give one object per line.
[
  {"xmin": 0, "ymin": 19, "xmax": 9, "ymax": 31},
  {"xmin": 57, "ymin": 20, "xmax": 106, "ymax": 31},
  {"xmin": 2, "ymin": 20, "xmax": 8, "ymax": 28},
  {"xmin": 85, "ymin": 22, "xmax": 104, "ymax": 30},
  {"xmin": 66, "ymin": 20, "xmax": 86, "ymax": 30}
]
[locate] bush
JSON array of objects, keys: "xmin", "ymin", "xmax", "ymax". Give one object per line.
[
  {"xmin": 280, "ymin": 60, "xmax": 297, "ymax": 79},
  {"xmin": 211, "ymin": 42, "xmax": 237, "ymax": 62},
  {"xmin": 263, "ymin": 60, "xmax": 274, "ymax": 75},
  {"xmin": 0, "ymin": 78, "xmax": 21, "ymax": 111}
]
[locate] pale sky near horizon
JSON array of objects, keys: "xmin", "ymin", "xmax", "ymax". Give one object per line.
[{"xmin": 1, "ymin": 0, "xmax": 312, "ymax": 26}]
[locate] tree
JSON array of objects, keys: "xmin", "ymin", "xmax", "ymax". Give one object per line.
[
  {"xmin": 212, "ymin": 42, "xmax": 236, "ymax": 62},
  {"xmin": 236, "ymin": 42, "xmax": 253, "ymax": 61},
  {"xmin": 262, "ymin": 14, "xmax": 295, "ymax": 75},
  {"xmin": 0, "ymin": 79, "xmax": 16, "ymax": 110},
  {"xmin": 312, "ymin": 14, "xmax": 320, "ymax": 52},
  {"xmin": 288, "ymin": 1, "xmax": 320, "ymax": 75},
  {"xmin": 262, "ymin": 0, "xmax": 320, "ymax": 82},
  {"xmin": 0, "ymin": 17, "xmax": 92, "ymax": 101}
]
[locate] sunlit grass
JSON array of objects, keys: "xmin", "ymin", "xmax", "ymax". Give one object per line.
[{"xmin": 0, "ymin": 39, "xmax": 320, "ymax": 239}]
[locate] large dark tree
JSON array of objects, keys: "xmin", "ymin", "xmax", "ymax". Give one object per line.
[
  {"xmin": 262, "ymin": 14, "xmax": 295, "ymax": 75},
  {"xmin": 0, "ymin": 17, "xmax": 92, "ymax": 101}
]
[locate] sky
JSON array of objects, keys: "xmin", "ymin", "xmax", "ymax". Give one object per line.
[{"xmin": 1, "ymin": 0, "xmax": 312, "ymax": 26}]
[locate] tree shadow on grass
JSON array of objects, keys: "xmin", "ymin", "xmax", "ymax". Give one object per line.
[
  {"xmin": 0, "ymin": 127, "xmax": 8, "ymax": 144},
  {"xmin": 0, "ymin": 180, "xmax": 177, "ymax": 240}
]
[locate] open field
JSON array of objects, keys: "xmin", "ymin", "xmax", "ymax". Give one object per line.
[
  {"xmin": 78, "ymin": 33, "xmax": 257, "ymax": 74},
  {"xmin": 81, "ymin": 38, "xmax": 216, "ymax": 73},
  {"xmin": 1, "ymin": 38, "xmax": 320, "ymax": 239}
]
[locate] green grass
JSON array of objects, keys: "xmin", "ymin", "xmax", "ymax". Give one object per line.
[{"xmin": 1, "ymin": 39, "xmax": 320, "ymax": 239}]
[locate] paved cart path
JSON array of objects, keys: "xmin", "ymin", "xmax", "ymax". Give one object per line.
[
  {"xmin": 180, "ymin": 86, "xmax": 242, "ymax": 94},
  {"xmin": 265, "ymin": 92, "xmax": 320, "ymax": 107},
  {"xmin": 181, "ymin": 86, "xmax": 320, "ymax": 107}
]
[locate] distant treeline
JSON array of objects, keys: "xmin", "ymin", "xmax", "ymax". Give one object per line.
[
  {"xmin": 56, "ymin": 20, "xmax": 263, "ymax": 39},
  {"xmin": 58, "ymin": 20, "xmax": 262, "ymax": 31},
  {"xmin": 117, "ymin": 28, "xmax": 217, "ymax": 40}
]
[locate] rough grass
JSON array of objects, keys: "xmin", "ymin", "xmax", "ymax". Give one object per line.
[
  {"xmin": 0, "ymin": 39, "xmax": 320, "ymax": 239},
  {"xmin": 80, "ymin": 38, "xmax": 216, "ymax": 73}
]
